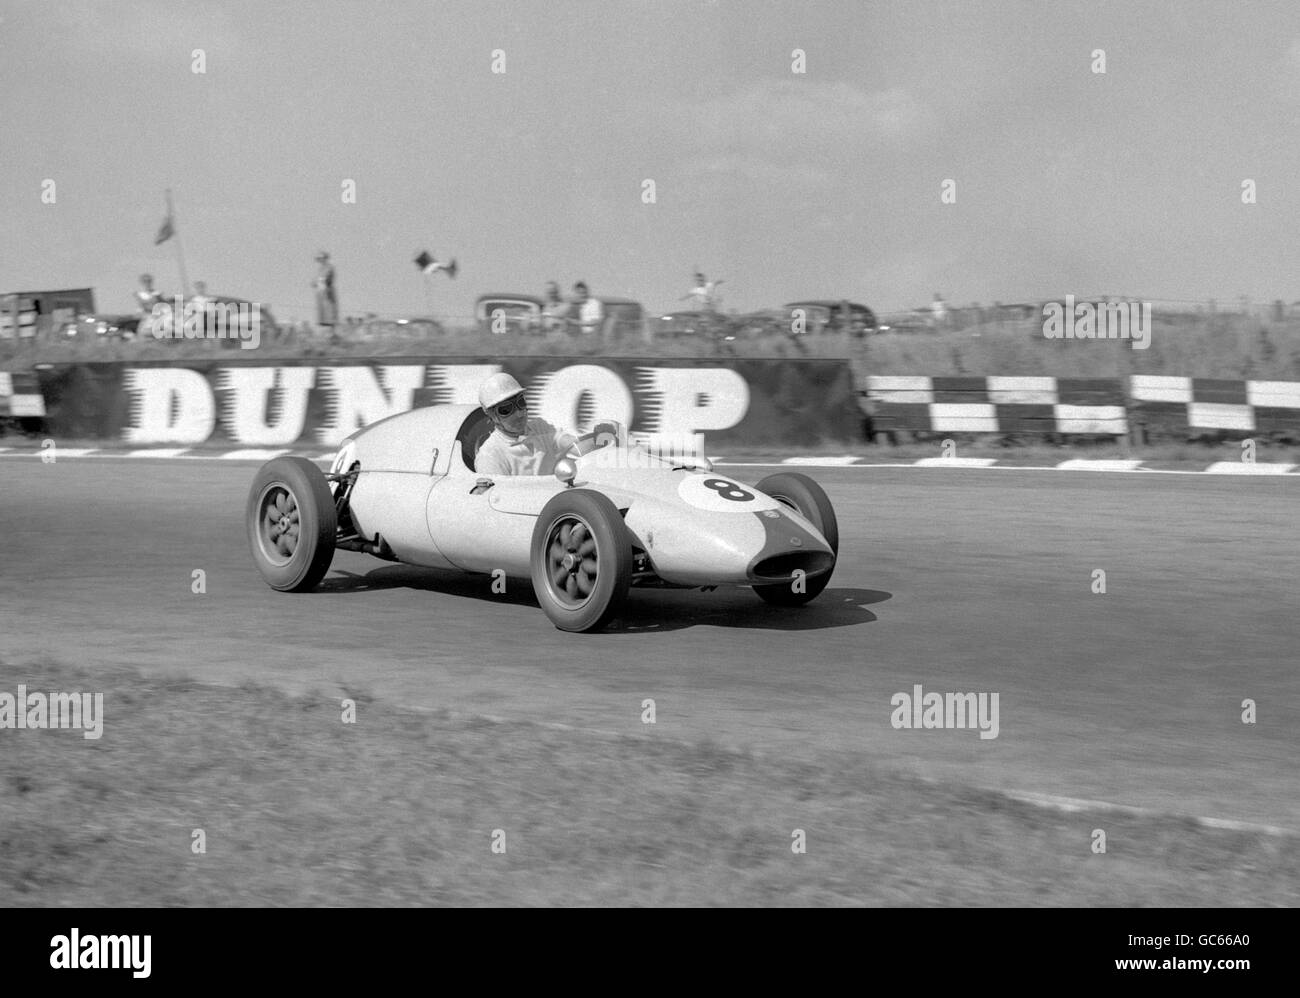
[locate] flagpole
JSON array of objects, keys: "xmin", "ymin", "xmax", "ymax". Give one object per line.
[
  {"xmin": 421, "ymin": 273, "xmax": 434, "ymax": 315},
  {"xmin": 166, "ymin": 189, "xmax": 191, "ymax": 297}
]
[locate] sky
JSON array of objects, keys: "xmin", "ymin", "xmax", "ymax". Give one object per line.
[{"xmin": 3, "ymin": 0, "xmax": 1300, "ymax": 322}]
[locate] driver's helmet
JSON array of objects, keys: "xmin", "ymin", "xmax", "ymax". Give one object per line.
[{"xmin": 479, "ymin": 373, "xmax": 525, "ymax": 411}]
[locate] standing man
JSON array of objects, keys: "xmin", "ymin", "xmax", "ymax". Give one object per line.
[
  {"xmin": 313, "ymin": 251, "xmax": 338, "ymax": 332},
  {"xmin": 684, "ymin": 271, "xmax": 724, "ymax": 312},
  {"xmin": 542, "ymin": 280, "xmax": 570, "ymax": 332},
  {"xmin": 134, "ymin": 273, "xmax": 163, "ymax": 313},
  {"xmin": 573, "ymin": 281, "xmax": 603, "ymax": 335},
  {"xmin": 930, "ymin": 292, "xmax": 948, "ymax": 330},
  {"xmin": 134, "ymin": 274, "xmax": 166, "ymax": 340}
]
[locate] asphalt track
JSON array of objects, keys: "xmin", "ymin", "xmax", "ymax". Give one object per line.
[{"xmin": 2, "ymin": 459, "xmax": 1297, "ymax": 830}]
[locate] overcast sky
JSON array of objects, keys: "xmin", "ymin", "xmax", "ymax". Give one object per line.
[{"xmin": 3, "ymin": 0, "xmax": 1299, "ymax": 321}]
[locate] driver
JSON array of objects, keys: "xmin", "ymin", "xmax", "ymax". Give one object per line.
[{"xmin": 475, "ymin": 373, "xmax": 578, "ymax": 476}]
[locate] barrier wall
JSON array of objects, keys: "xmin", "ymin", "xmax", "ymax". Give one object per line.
[
  {"xmin": 0, "ymin": 371, "xmax": 45, "ymax": 418},
  {"xmin": 864, "ymin": 376, "xmax": 1126, "ymax": 435},
  {"xmin": 863, "ymin": 375, "xmax": 1300, "ymax": 439},
  {"xmin": 10, "ymin": 364, "xmax": 1300, "ymax": 444},
  {"xmin": 23, "ymin": 356, "xmax": 860, "ymax": 447},
  {"xmin": 1128, "ymin": 376, "xmax": 1300, "ymax": 437}
]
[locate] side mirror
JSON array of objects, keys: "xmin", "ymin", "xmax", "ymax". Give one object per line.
[{"xmin": 554, "ymin": 458, "xmax": 577, "ymax": 487}]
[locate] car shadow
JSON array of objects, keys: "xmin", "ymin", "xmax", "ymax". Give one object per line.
[
  {"xmin": 607, "ymin": 587, "xmax": 889, "ymax": 633},
  {"xmin": 318, "ymin": 565, "xmax": 541, "ymax": 608},
  {"xmin": 320, "ymin": 564, "xmax": 888, "ymax": 633}
]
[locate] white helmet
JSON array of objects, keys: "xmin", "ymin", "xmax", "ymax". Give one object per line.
[{"xmin": 479, "ymin": 372, "xmax": 525, "ymax": 410}]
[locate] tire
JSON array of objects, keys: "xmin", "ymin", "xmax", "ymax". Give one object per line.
[
  {"xmin": 751, "ymin": 472, "xmax": 839, "ymax": 606},
  {"xmin": 247, "ymin": 456, "xmax": 337, "ymax": 592},
  {"xmin": 530, "ymin": 490, "xmax": 632, "ymax": 632}
]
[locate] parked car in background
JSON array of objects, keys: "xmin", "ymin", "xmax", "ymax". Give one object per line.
[
  {"xmin": 357, "ymin": 316, "xmax": 444, "ymax": 339},
  {"xmin": 783, "ymin": 300, "xmax": 878, "ymax": 335},
  {"xmin": 476, "ymin": 293, "xmax": 645, "ymax": 339},
  {"xmin": 655, "ymin": 310, "xmax": 736, "ymax": 342},
  {"xmin": 133, "ymin": 295, "xmax": 278, "ymax": 347},
  {"xmin": 476, "ymin": 293, "xmax": 544, "ymax": 334},
  {"xmin": 875, "ymin": 312, "xmax": 933, "ymax": 333},
  {"xmin": 59, "ymin": 313, "xmax": 142, "ymax": 339},
  {"xmin": 593, "ymin": 296, "xmax": 645, "ymax": 341}
]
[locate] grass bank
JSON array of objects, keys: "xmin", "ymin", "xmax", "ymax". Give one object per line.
[
  {"xmin": 2, "ymin": 660, "xmax": 1294, "ymax": 906},
  {"xmin": 5, "ymin": 312, "xmax": 1300, "ymax": 381}
]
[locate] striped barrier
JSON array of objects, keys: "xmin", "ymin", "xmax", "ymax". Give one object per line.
[
  {"xmin": 0, "ymin": 371, "xmax": 46, "ymax": 420},
  {"xmin": 862, "ymin": 376, "xmax": 1128, "ymax": 435},
  {"xmin": 1129, "ymin": 376, "xmax": 1300, "ymax": 438}
]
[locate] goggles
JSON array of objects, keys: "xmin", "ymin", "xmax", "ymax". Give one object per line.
[{"xmin": 494, "ymin": 394, "xmax": 527, "ymax": 417}]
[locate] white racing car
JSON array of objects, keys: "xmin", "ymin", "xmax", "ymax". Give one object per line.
[{"xmin": 246, "ymin": 404, "xmax": 839, "ymax": 632}]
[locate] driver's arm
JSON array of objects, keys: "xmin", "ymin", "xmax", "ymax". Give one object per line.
[
  {"xmin": 553, "ymin": 426, "xmax": 577, "ymax": 454},
  {"xmin": 560, "ymin": 421, "xmax": 619, "ymax": 457}
]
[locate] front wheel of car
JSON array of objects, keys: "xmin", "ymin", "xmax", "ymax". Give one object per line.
[
  {"xmin": 751, "ymin": 472, "xmax": 839, "ymax": 606},
  {"xmin": 530, "ymin": 490, "xmax": 632, "ymax": 632},
  {"xmin": 247, "ymin": 456, "xmax": 337, "ymax": 592}
]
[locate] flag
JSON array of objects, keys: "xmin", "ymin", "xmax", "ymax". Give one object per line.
[
  {"xmin": 414, "ymin": 250, "xmax": 457, "ymax": 279},
  {"xmin": 154, "ymin": 213, "xmax": 174, "ymax": 245}
]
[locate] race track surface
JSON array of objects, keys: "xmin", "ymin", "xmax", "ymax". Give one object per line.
[{"xmin": 2, "ymin": 460, "xmax": 1296, "ymax": 829}]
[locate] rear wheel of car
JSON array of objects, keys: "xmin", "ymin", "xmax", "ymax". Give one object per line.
[
  {"xmin": 751, "ymin": 472, "xmax": 839, "ymax": 606},
  {"xmin": 247, "ymin": 457, "xmax": 337, "ymax": 592},
  {"xmin": 530, "ymin": 490, "xmax": 632, "ymax": 632}
]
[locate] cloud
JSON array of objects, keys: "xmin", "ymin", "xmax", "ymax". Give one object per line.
[
  {"xmin": 679, "ymin": 153, "xmax": 834, "ymax": 188},
  {"xmin": 43, "ymin": 1, "xmax": 241, "ymax": 61},
  {"xmin": 673, "ymin": 80, "xmax": 934, "ymax": 187},
  {"xmin": 692, "ymin": 80, "xmax": 931, "ymax": 143},
  {"xmin": 1280, "ymin": 38, "xmax": 1300, "ymax": 101}
]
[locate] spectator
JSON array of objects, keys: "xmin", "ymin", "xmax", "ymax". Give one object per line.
[
  {"xmin": 190, "ymin": 280, "xmax": 212, "ymax": 317},
  {"xmin": 542, "ymin": 280, "xmax": 570, "ymax": 332},
  {"xmin": 313, "ymin": 251, "xmax": 338, "ymax": 331},
  {"xmin": 573, "ymin": 281, "xmax": 603, "ymax": 335},
  {"xmin": 134, "ymin": 273, "xmax": 164, "ymax": 313},
  {"xmin": 683, "ymin": 271, "xmax": 724, "ymax": 312},
  {"xmin": 930, "ymin": 292, "xmax": 948, "ymax": 329}
]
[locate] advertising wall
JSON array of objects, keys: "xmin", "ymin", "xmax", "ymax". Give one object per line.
[{"xmin": 31, "ymin": 356, "xmax": 861, "ymax": 447}]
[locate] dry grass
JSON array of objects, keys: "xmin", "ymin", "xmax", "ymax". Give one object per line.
[
  {"xmin": 2, "ymin": 660, "xmax": 1295, "ymax": 906},
  {"xmin": 6, "ymin": 312, "xmax": 1300, "ymax": 380}
]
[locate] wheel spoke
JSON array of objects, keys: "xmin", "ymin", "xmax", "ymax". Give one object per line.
[
  {"xmin": 565, "ymin": 574, "xmax": 579, "ymax": 599},
  {"xmin": 577, "ymin": 538, "xmax": 595, "ymax": 558},
  {"xmin": 568, "ymin": 523, "xmax": 588, "ymax": 549},
  {"xmin": 551, "ymin": 565, "xmax": 568, "ymax": 587},
  {"xmin": 582, "ymin": 557, "xmax": 597, "ymax": 576},
  {"xmin": 575, "ymin": 571, "xmax": 593, "ymax": 596}
]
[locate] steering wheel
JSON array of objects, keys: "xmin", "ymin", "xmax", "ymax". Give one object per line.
[{"xmin": 566, "ymin": 421, "xmax": 620, "ymax": 457}]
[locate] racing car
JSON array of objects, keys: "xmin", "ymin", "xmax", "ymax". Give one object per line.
[{"xmin": 245, "ymin": 404, "xmax": 839, "ymax": 632}]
